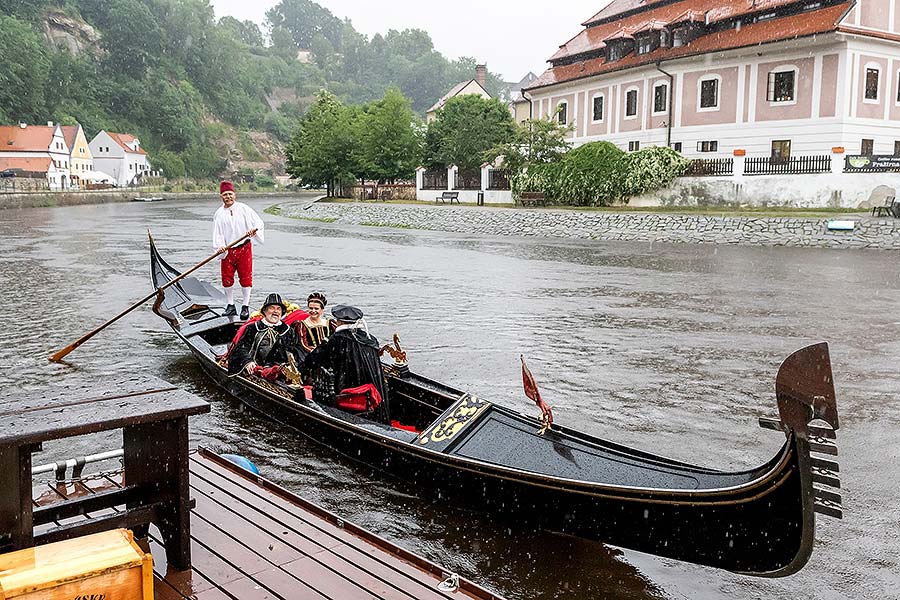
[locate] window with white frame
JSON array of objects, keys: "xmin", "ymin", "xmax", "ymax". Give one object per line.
[
  {"xmin": 592, "ymin": 94, "xmax": 604, "ymax": 121},
  {"xmin": 767, "ymin": 68, "xmax": 797, "ymax": 102},
  {"xmin": 699, "ymin": 76, "xmax": 719, "ymax": 109},
  {"xmin": 865, "ymin": 67, "xmax": 880, "ymax": 101},
  {"xmin": 625, "ymin": 88, "xmax": 638, "ymax": 117},
  {"xmin": 653, "ymin": 83, "xmax": 668, "ymax": 113},
  {"xmin": 861, "ymin": 138, "xmax": 874, "ymax": 155},
  {"xmin": 672, "ymin": 142, "xmax": 682, "ymax": 152},
  {"xmin": 896, "ymin": 70, "xmax": 900, "ymax": 103},
  {"xmin": 628, "ymin": 141, "xmax": 640, "ymax": 151},
  {"xmin": 894, "ymin": 140, "xmax": 900, "ymax": 156},
  {"xmin": 557, "ymin": 101, "xmax": 568, "ymax": 124},
  {"xmin": 697, "ymin": 140, "xmax": 718, "ymax": 152}
]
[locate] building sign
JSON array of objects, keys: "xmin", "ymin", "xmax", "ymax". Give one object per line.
[{"xmin": 844, "ymin": 155, "xmax": 900, "ymax": 172}]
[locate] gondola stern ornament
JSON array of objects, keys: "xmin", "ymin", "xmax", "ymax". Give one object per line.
[
  {"xmin": 380, "ymin": 334, "xmax": 408, "ymax": 366},
  {"xmin": 521, "ymin": 354, "xmax": 553, "ymax": 434},
  {"xmin": 775, "ymin": 342, "xmax": 839, "ymax": 440}
]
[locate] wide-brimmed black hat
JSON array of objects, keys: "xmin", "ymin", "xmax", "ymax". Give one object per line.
[
  {"xmin": 331, "ymin": 304, "xmax": 363, "ymax": 322},
  {"xmin": 260, "ymin": 293, "xmax": 288, "ymax": 314}
]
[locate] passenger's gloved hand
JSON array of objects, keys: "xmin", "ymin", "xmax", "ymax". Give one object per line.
[{"xmin": 252, "ymin": 364, "xmax": 282, "ymax": 381}]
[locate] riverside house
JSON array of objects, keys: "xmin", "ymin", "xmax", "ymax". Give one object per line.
[
  {"xmin": 523, "ymin": 0, "xmax": 900, "ymax": 160},
  {"xmin": 89, "ymin": 130, "xmax": 151, "ymax": 187},
  {"xmin": 61, "ymin": 124, "xmax": 94, "ymax": 190},
  {"xmin": 0, "ymin": 123, "xmax": 71, "ymax": 191}
]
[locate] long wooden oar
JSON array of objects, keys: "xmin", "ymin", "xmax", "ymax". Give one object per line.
[{"xmin": 49, "ymin": 229, "xmax": 256, "ymax": 362}]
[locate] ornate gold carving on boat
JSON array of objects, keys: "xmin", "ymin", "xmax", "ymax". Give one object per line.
[{"xmin": 419, "ymin": 394, "xmax": 490, "ymax": 446}]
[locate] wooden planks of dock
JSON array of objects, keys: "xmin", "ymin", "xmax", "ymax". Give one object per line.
[{"xmin": 30, "ymin": 449, "xmax": 504, "ymax": 600}]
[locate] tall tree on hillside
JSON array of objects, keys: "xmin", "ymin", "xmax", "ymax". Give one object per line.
[
  {"xmin": 286, "ymin": 90, "xmax": 357, "ymax": 196},
  {"xmin": 0, "ymin": 16, "xmax": 49, "ymax": 122},
  {"xmin": 100, "ymin": 0, "xmax": 163, "ymax": 76},
  {"xmin": 425, "ymin": 95, "xmax": 516, "ymax": 171},
  {"xmin": 354, "ymin": 88, "xmax": 423, "ymax": 182},
  {"xmin": 266, "ymin": 0, "xmax": 342, "ymax": 49},
  {"xmin": 219, "ymin": 16, "xmax": 264, "ymax": 47}
]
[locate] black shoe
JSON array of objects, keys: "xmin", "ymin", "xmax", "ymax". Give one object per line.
[
  {"xmin": 240, "ymin": 306, "xmax": 250, "ymax": 320},
  {"xmin": 224, "ymin": 304, "xmax": 237, "ymax": 317}
]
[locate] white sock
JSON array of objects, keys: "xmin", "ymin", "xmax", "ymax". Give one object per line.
[
  {"xmin": 225, "ymin": 287, "xmax": 235, "ymax": 305},
  {"xmin": 241, "ymin": 287, "xmax": 252, "ymax": 307}
]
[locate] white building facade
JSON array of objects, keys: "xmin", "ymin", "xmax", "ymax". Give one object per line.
[
  {"xmin": 524, "ymin": 0, "xmax": 900, "ymax": 161},
  {"xmin": 0, "ymin": 123, "xmax": 71, "ymax": 190},
  {"xmin": 89, "ymin": 131, "xmax": 151, "ymax": 187}
]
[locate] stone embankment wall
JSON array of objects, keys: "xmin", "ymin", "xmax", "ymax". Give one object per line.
[
  {"xmin": 0, "ymin": 190, "xmax": 299, "ymax": 209},
  {"xmin": 282, "ymin": 202, "xmax": 900, "ymax": 249}
]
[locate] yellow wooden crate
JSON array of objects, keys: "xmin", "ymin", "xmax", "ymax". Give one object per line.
[{"xmin": 0, "ymin": 529, "xmax": 153, "ymax": 600}]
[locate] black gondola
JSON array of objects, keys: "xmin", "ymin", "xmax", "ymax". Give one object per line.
[{"xmin": 149, "ymin": 235, "xmax": 842, "ymax": 577}]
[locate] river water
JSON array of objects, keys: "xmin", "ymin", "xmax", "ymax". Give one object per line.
[{"xmin": 1, "ymin": 195, "xmax": 897, "ymax": 599}]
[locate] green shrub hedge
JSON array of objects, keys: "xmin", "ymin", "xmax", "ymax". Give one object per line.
[{"xmin": 515, "ymin": 142, "xmax": 690, "ymax": 206}]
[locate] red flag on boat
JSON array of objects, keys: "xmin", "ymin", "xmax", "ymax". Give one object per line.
[{"xmin": 521, "ymin": 355, "xmax": 553, "ymax": 427}]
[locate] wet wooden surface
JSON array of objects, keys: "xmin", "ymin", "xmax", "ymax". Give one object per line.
[{"xmin": 30, "ymin": 450, "xmax": 503, "ymax": 600}]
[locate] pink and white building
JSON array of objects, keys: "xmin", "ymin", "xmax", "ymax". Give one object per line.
[{"xmin": 524, "ymin": 0, "xmax": 900, "ymax": 160}]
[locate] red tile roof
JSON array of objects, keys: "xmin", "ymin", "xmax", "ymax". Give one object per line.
[
  {"xmin": 551, "ymin": 0, "xmax": 821, "ymax": 62},
  {"xmin": 60, "ymin": 125, "xmax": 80, "ymax": 151},
  {"xmin": 0, "ymin": 157, "xmax": 53, "ymax": 172},
  {"xmin": 0, "ymin": 126, "xmax": 55, "ymax": 152},
  {"xmin": 107, "ymin": 132, "xmax": 147, "ymax": 155},
  {"xmin": 531, "ymin": 2, "xmax": 850, "ymax": 91},
  {"xmin": 583, "ymin": 0, "xmax": 671, "ymax": 26}
]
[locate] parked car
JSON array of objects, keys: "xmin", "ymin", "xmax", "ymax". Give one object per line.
[{"xmin": 0, "ymin": 168, "xmax": 21, "ymax": 178}]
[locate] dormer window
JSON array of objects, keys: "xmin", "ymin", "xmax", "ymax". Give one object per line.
[
  {"xmin": 672, "ymin": 27, "xmax": 686, "ymax": 47},
  {"xmin": 606, "ymin": 39, "xmax": 634, "ymax": 61},
  {"xmin": 635, "ymin": 32, "xmax": 659, "ymax": 55},
  {"xmin": 660, "ymin": 29, "xmax": 671, "ymax": 48}
]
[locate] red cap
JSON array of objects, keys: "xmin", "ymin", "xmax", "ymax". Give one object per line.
[{"xmin": 219, "ymin": 181, "xmax": 235, "ymax": 194}]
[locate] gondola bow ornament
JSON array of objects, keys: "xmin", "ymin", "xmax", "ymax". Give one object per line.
[{"xmin": 521, "ymin": 355, "xmax": 553, "ymax": 434}]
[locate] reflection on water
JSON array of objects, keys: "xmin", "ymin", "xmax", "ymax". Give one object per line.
[{"xmin": 1, "ymin": 196, "xmax": 898, "ymax": 599}]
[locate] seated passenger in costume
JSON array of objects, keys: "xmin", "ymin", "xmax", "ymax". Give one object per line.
[
  {"xmin": 228, "ymin": 293, "xmax": 302, "ymax": 381},
  {"xmin": 298, "ymin": 305, "xmax": 389, "ymax": 423},
  {"xmin": 294, "ymin": 292, "xmax": 333, "ymax": 358}
]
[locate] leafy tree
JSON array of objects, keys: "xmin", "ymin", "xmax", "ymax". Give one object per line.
[
  {"xmin": 0, "ymin": 16, "xmax": 49, "ymax": 122},
  {"xmin": 266, "ymin": 0, "xmax": 342, "ymax": 49},
  {"xmin": 425, "ymin": 95, "xmax": 515, "ymax": 170},
  {"xmin": 489, "ymin": 116, "xmax": 573, "ymax": 194},
  {"xmin": 286, "ymin": 90, "xmax": 357, "ymax": 196},
  {"xmin": 354, "ymin": 88, "xmax": 422, "ymax": 182},
  {"xmin": 100, "ymin": 0, "xmax": 163, "ymax": 76},
  {"xmin": 182, "ymin": 142, "xmax": 226, "ymax": 178},
  {"xmin": 152, "ymin": 149, "xmax": 186, "ymax": 178},
  {"xmin": 218, "ymin": 16, "xmax": 263, "ymax": 47}
]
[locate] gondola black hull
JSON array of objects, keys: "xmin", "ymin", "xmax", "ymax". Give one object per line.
[{"xmin": 151, "ymin": 235, "xmax": 842, "ymax": 576}]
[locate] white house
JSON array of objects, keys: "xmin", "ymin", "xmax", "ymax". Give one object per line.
[
  {"xmin": 0, "ymin": 122, "xmax": 71, "ymax": 190},
  {"xmin": 89, "ymin": 131, "xmax": 151, "ymax": 187},
  {"xmin": 524, "ymin": 0, "xmax": 900, "ymax": 160},
  {"xmin": 426, "ymin": 64, "xmax": 493, "ymax": 122}
]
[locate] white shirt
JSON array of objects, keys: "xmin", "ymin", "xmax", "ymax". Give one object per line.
[{"xmin": 212, "ymin": 201, "xmax": 264, "ymax": 257}]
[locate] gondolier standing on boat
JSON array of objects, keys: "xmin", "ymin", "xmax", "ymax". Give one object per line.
[
  {"xmin": 300, "ymin": 305, "xmax": 389, "ymax": 423},
  {"xmin": 213, "ymin": 180, "xmax": 264, "ymax": 320}
]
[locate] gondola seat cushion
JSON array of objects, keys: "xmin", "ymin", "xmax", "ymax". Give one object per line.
[{"xmin": 335, "ymin": 383, "xmax": 382, "ymax": 412}]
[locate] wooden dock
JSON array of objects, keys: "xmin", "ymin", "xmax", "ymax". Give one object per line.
[{"xmin": 32, "ymin": 449, "xmax": 504, "ymax": 600}]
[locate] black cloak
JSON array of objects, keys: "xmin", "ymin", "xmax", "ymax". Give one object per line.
[
  {"xmin": 228, "ymin": 320, "xmax": 301, "ymax": 375},
  {"xmin": 300, "ymin": 328, "xmax": 389, "ymax": 422}
]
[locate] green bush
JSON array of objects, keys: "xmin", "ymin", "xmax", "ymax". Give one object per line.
[
  {"xmin": 182, "ymin": 181, "xmax": 196, "ymax": 192},
  {"xmin": 255, "ymin": 174, "xmax": 276, "ymax": 188},
  {"xmin": 518, "ymin": 141, "xmax": 626, "ymax": 206},
  {"xmin": 516, "ymin": 142, "xmax": 690, "ymax": 206},
  {"xmin": 622, "ymin": 146, "xmax": 691, "ymax": 197}
]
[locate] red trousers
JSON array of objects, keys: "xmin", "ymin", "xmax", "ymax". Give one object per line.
[{"xmin": 221, "ymin": 242, "xmax": 252, "ymax": 287}]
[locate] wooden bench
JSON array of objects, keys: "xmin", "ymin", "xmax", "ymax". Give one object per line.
[
  {"xmin": 436, "ymin": 191, "xmax": 459, "ymax": 204},
  {"xmin": 0, "ymin": 384, "xmax": 209, "ymax": 569},
  {"xmin": 519, "ymin": 191, "xmax": 547, "ymax": 207},
  {"xmin": 872, "ymin": 196, "xmax": 897, "ymax": 217}
]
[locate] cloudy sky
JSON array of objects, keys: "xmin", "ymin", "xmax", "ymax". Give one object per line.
[{"xmin": 209, "ymin": 0, "xmax": 612, "ymax": 81}]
